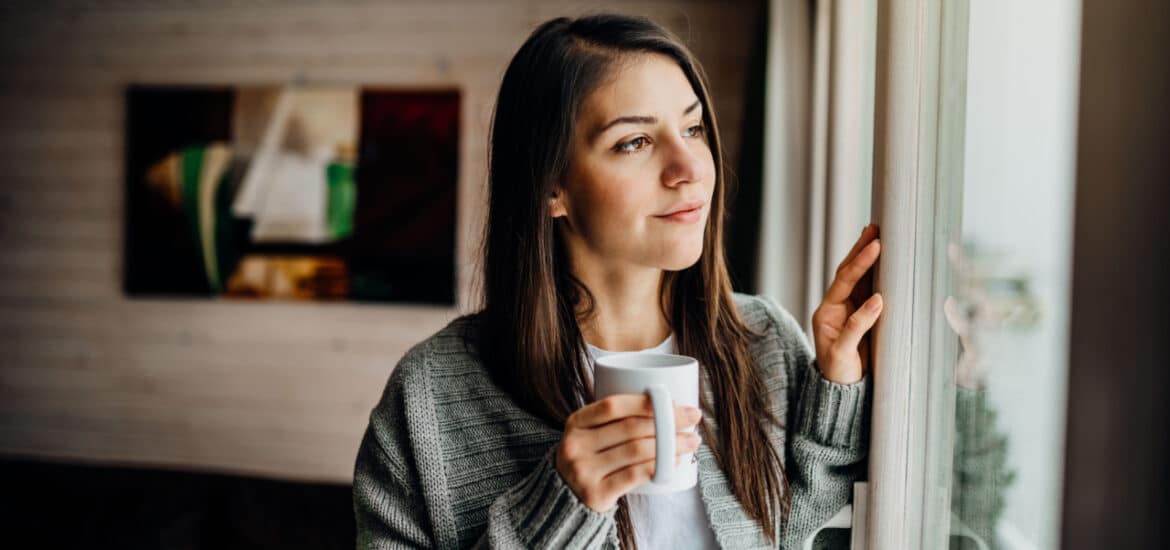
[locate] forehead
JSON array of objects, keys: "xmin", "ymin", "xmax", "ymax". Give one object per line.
[{"xmin": 579, "ymin": 53, "xmax": 699, "ymax": 124}]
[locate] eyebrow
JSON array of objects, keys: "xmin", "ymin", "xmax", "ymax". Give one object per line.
[{"xmin": 589, "ymin": 99, "xmax": 703, "ymax": 143}]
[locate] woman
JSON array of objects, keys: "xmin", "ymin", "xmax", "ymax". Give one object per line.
[{"xmin": 353, "ymin": 14, "xmax": 883, "ymax": 549}]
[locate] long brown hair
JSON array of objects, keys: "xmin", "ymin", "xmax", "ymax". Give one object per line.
[{"xmin": 471, "ymin": 14, "xmax": 788, "ymax": 546}]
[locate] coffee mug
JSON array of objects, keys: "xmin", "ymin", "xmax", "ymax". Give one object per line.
[{"xmin": 593, "ymin": 352, "xmax": 700, "ymax": 494}]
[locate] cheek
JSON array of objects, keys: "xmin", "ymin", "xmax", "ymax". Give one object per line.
[
  {"xmin": 571, "ymin": 171, "xmax": 652, "ymax": 236},
  {"xmin": 565, "ymin": 149, "xmax": 716, "ymax": 266},
  {"xmin": 698, "ymin": 147, "xmax": 718, "ymax": 193}
]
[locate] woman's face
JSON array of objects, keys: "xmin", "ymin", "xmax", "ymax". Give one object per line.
[{"xmin": 552, "ymin": 53, "xmax": 717, "ymax": 273}]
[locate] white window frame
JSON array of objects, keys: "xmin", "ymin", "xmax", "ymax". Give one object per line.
[
  {"xmin": 760, "ymin": 2, "xmax": 971, "ymax": 546},
  {"xmin": 867, "ymin": 0, "xmax": 969, "ymax": 548}
]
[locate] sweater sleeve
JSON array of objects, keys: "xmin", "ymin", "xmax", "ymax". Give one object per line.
[
  {"xmin": 950, "ymin": 386, "xmax": 1015, "ymax": 549},
  {"xmin": 353, "ymin": 422, "xmax": 434, "ymax": 548},
  {"xmin": 756, "ymin": 296, "xmax": 871, "ymax": 550},
  {"xmin": 353, "ymin": 371, "xmax": 437, "ymax": 548},
  {"xmin": 472, "ymin": 444, "xmax": 618, "ymax": 549},
  {"xmin": 786, "ymin": 357, "xmax": 870, "ymax": 549},
  {"xmin": 353, "ymin": 348, "xmax": 617, "ymax": 549}
]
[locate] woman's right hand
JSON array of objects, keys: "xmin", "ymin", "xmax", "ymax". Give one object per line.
[{"xmin": 555, "ymin": 394, "xmax": 703, "ymax": 513}]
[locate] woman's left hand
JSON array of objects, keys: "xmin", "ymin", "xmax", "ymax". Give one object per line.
[{"xmin": 811, "ymin": 223, "xmax": 883, "ymax": 384}]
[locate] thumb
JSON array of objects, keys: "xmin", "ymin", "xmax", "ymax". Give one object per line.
[{"xmin": 836, "ymin": 293, "xmax": 883, "ymax": 355}]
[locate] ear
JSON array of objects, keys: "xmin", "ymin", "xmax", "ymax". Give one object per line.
[{"xmin": 548, "ymin": 188, "xmax": 568, "ymax": 218}]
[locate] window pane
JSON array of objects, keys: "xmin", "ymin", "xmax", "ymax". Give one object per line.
[{"xmin": 937, "ymin": 1, "xmax": 1080, "ymax": 549}]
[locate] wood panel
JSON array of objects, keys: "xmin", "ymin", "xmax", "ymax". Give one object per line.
[{"xmin": 0, "ymin": 0, "xmax": 761, "ymax": 483}]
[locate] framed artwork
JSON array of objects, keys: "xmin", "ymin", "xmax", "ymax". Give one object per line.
[{"xmin": 123, "ymin": 85, "xmax": 459, "ymax": 305}]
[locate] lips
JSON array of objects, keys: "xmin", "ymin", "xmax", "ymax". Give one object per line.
[
  {"xmin": 653, "ymin": 200, "xmax": 706, "ymax": 224},
  {"xmin": 655, "ymin": 200, "xmax": 706, "ymax": 217}
]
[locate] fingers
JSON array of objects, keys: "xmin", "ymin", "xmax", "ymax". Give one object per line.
[
  {"xmin": 569, "ymin": 394, "xmax": 654, "ymax": 429},
  {"xmin": 588, "ymin": 406, "xmax": 702, "ymax": 454},
  {"xmin": 559, "ymin": 397, "xmax": 704, "ymax": 512},
  {"xmin": 594, "ymin": 432, "xmax": 701, "ymax": 495},
  {"xmin": 943, "ymin": 295, "xmax": 968, "ymax": 336},
  {"xmin": 835, "ymin": 293, "xmax": 883, "ymax": 355},
  {"xmin": 595, "ymin": 460, "xmax": 655, "ymax": 506},
  {"xmin": 825, "ymin": 238, "xmax": 881, "ymax": 305},
  {"xmin": 837, "ymin": 223, "xmax": 880, "ymax": 274},
  {"xmin": 569, "ymin": 394, "xmax": 700, "ymax": 430},
  {"xmin": 558, "ymin": 418, "xmax": 702, "ymax": 512},
  {"xmin": 593, "ymin": 432, "xmax": 700, "ymax": 473}
]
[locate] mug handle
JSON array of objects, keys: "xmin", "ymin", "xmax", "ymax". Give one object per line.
[{"xmin": 645, "ymin": 384, "xmax": 674, "ymax": 485}]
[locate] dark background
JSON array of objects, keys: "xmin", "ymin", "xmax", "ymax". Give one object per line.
[{"xmin": 2, "ymin": 458, "xmax": 354, "ymax": 550}]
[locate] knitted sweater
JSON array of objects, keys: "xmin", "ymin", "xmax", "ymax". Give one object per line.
[{"xmin": 353, "ymin": 293, "xmax": 871, "ymax": 549}]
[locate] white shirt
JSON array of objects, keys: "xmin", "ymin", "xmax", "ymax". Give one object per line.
[{"xmin": 585, "ymin": 334, "xmax": 720, "ymax": 549}]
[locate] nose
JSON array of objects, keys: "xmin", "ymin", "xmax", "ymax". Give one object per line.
[{"xmin": 660, "ymin": 135, "xmax": 705, "ymax": 188}]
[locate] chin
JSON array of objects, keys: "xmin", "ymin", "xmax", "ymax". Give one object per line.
[{"xmin": 659, "ymin": 241, "xmax": 705, "ymax": 271}]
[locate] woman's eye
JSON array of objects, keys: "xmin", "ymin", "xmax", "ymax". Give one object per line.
[
  {"xmin": 615, "ymin": 136, "xmax": 650, "ymax": 154},
  {"xmin": 613, "ymin": 126, "xmax": 703, "ymax": 155}
]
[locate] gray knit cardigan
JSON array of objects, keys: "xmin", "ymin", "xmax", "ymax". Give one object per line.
[{"xmin": 353, "ymin": 293, "xmax": 871, "ymax": 549}]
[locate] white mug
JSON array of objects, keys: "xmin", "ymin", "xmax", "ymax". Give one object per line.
[{"xmin": 593, "ymin": 352, "xmax": 700, "ymax": 494}]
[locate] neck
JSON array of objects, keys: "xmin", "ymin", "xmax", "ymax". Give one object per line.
[{"xmin": 573, "ymin": 261, "xmax": 671, "ymax": 353}]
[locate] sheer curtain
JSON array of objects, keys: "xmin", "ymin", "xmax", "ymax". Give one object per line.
[{"xmin": 756, "ymin": 0, "xmax": 875, "ymax": 340}]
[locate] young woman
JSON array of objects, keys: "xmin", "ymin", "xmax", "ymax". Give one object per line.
[{"xmin": 353, "ymin": 14, "xmax": 884, "ymax": 549}]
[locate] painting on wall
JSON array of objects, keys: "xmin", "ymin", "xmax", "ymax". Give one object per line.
[{"xmin": 123, "ymin": 85, "xmax": 459, "ymax": 305}]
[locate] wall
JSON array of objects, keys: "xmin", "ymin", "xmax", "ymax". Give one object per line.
[
  {"xmin": 1063, "ymin": 0, "xmax": 1170, "ymax": 546},
  {"xmin": 0, "ymin": 0, "xmax": 761, "ymax": 483}
]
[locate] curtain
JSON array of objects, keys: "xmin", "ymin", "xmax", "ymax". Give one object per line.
[{"xmin": 756, "ymin": 0, "xmax": 874, "ymax": 338}]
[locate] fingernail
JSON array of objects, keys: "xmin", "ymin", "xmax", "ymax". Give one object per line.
[
  {"xmin": 686, "ymin": 406, "xmax": 702, "ymax": 420},
  {"xmin": 867, "ymin": 294, "xmax": 883, "ymax": 312}
]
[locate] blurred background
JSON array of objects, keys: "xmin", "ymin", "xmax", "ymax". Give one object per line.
[
  {"xmin": 0, "ymin": 1, "xmax": 766, "ymax": 548},
  {"xmin": 0, "ymin": 1, "xmax": 1165, "ymax": 549}
]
